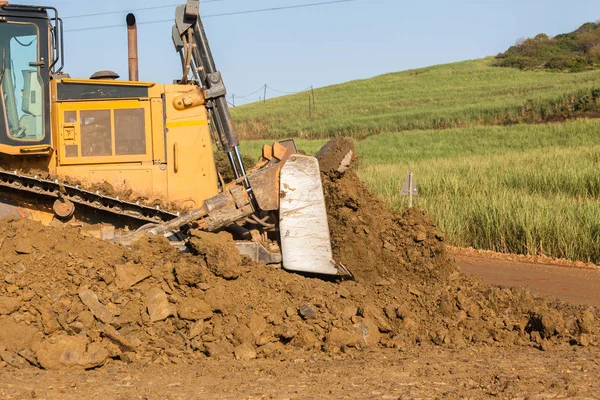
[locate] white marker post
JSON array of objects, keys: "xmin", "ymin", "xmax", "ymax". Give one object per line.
[{"xmin": 400, "ymin": 170, "xmax": 418, "ymax": 208}]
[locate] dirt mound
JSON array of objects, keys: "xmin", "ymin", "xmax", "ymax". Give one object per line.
[{"xmin": 0, "ymin": 138, "xmax": 598, "ymax": 370}]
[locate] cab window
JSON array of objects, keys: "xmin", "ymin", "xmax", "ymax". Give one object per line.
[{"xmin": 0, "ymin": 23, "xmax": 44, "ymax": 141}]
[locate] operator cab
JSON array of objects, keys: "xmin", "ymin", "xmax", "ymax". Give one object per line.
[{"xmin": 0, "ymin": 3, "xmax": 62, "ymax": 152}]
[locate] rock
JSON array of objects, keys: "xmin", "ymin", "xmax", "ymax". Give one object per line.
[
  {"xmin": 188, "ymin": 231, "xmax": 242, "ymax": 280},
  {"xmin": 298, "ymin": 304, "xmax": 318, "ymax": 320},
  {"xmin": 78, "ymin": 289, "xmax": 115, "ymax": 325},
  {"xmin": 174, "ymin": 262, "xmax": 207, "ymax": 286},
  {"xmin": 177, "ymin": 298, "xmax": 212, "ymax": 321},
  {"xmin": 356, "ymin": 318, "xmax": 381, "ymax": 347},
  {"xmin": 204, "ymin": 342, "xmax": 233, "ymax": 360},
  {"xmin": 527, "ymin": 309, "xmax": 565, "ymax": 339},
  {"xmin": 233, "ymin": 343, "xmax": 257, "ymax": 361},
  {"xmin": 0, "ymin": 350, "xmax": 29, "ymax": 369},
  {"xmin": 146, "ymin": 288, "xmax": 172, "ymax": 322},
  {"xmin": 578, "ymin": 334, "xmax": 590, "ymax": 347},
  {"xmin": 414, "ymin": 232, "xmax": 427, "ymax": 242},
  {"xmin": 114, "ymin": 263, "xmax": 151, "ymax": 289},
  {"xmin": 577, "ymin": 311, "xmax": 595, "ymax": 334},
  {"xmin": 0, "ymin": 296, "xmax": 22, "ymax": 315},
  {"xmin": 291, "ymin": 328, "xmax": 320, "ymax": 350},
  {"xmin": 35, "ymin": 334, "xmax": 107, "ymax": 370},
  {"xmin": 360, "ymin": 305, "xmax": 392, "ymax": 332},
  {"xmin": 249, "ymin": 313, "xmax": 267, "ymax": 340},
  {"xmin": 188, "ymin": 320, "xmax": 205, "ymax": 339},
  {"xmin": 316, "ymin": 137, "xmax": 356, "ymax": 174},
  {"xmin": 31, "ymin": 303, "xmax": 61, "ymax": 335},
  {"xmin": 14, "ymin": 241, "xmax": 34, "ymax": 255},
  {"xmin": 277, "ymin": 324, "xmax": 297, "ymax": 341},
  {"xmin": 17, "ymin": 349, "xmax": 40, "ymax": 367},
  {"xmin": 232, "ymin": 325, "xmax": 254, "ymax": 345},
  {"xmin": 325, "ymin": 327, "xmax": 363, "ymax": 350},
  {"xmin": 0, "ymin": 317, "xmax": 41, "ymax": 353}
]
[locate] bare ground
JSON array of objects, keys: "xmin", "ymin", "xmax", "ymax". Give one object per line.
[{"xmin": 1, "ymin": 346, "xmax": 599, "ymax": 399}]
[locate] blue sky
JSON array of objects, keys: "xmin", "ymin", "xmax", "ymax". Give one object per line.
[{"xmin": 13, "ymin": 0, "xmax": 600, "ymax": 105}]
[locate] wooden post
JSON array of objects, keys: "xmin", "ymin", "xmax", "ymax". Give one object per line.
[
  {"xmin": 311, "ymin": 85, "xmax": 315, "ymax": 108},
  {"xmin": 309, "ymin": 95, "xmax": 312, "ymax": 118}
]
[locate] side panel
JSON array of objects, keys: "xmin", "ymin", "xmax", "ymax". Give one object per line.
[{"xmin": 163, "ymin": 85, "xmax": 219, "ymax": 209}]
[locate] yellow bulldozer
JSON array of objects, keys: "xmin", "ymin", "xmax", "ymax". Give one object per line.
[{"xmin": 0, "ymin": 1, "xmax": 350, "ymax": 276}]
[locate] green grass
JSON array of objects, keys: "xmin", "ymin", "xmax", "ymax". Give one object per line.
[
  {"xmin": 239, "ymin": 119, "xmax": 600, "ymax": 263},
  {"xmin": 232, "ymin": 58, "xmax": 600, "ymax": 140}
]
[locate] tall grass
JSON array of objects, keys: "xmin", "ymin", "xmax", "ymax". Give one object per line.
[
  {"xmin": 357, "ymin": 120, "xmax": 600, "ymax": 263},
  {"xmin": 232, "ymin": 58, "xmax": 600, "ymax": 140}
]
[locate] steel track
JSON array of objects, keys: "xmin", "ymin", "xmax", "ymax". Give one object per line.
[{"xmin": 0, "ymin": 169, "xmax": 179, "ymax": 224}]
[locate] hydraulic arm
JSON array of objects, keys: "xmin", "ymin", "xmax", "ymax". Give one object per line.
[{"xmin": 172, "ymin": 0, "xmax": 251, "ymax": 191}]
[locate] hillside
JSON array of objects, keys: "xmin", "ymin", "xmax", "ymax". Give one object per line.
[
  {"xmin": 495, "ymin": 22, "xmax": 600, "ymax": 72},
  {"xmin": 231, "ymin": 58, "xmax": 600, "ymax": 139}
]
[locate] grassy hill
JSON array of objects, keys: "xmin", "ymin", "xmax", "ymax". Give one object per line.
[
  {"xmin": 232, "ymin": 58, "xmax": 600, "ymax": 140},
  {"xmin": 234, "ymin": 58, "xmax": 600, "ymax": 264}
]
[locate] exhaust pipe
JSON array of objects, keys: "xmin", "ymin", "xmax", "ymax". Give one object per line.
[{"xmin": 126, "ymin": 13, "xmax": 139, "ymax": 81}]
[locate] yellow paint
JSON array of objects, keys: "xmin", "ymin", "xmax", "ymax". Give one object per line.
[
  {"xmin": 3, "ymin": 78, "xmax": 220, "ymax": 210},
  {"xmin": 165, "ymin": 119, "xmax": 207, "ymax": 129}
]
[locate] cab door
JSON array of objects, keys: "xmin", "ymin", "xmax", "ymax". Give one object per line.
[{"xmin": 0, "ymin": 19, "xmax": 52, "ymax": 155}]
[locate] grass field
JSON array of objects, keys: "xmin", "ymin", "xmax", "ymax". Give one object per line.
[
  {"xmin": 240, "ymin": 119, "xmax": 600, "ymax": 263},
  {"xmin": 232, "ymin": 58, "xmax": 600, "ymax": 140}
]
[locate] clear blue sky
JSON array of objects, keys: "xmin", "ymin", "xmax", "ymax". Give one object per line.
[{"xmin": 14, "ymin": 0, "xmax": 600, "ymax": 105}]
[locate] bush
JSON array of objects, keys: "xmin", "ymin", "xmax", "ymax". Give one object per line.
[{"xmin": 495, "ymin": 22, "xmax": 600, "ymax": 72}]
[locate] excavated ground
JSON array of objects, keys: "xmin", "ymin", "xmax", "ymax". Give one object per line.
[{"xmin": 0, "ymin": 138, "xmax": 598, "ymax": 397}]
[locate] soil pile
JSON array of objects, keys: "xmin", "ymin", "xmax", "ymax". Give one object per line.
[{"xmin": 0, "ymin": 137, "xmax": 598, "ymax": 371}]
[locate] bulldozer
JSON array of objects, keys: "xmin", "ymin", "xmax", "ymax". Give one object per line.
[{"xmin": 0, "ymin": 1, "xmax": 350, "ymax": 276}]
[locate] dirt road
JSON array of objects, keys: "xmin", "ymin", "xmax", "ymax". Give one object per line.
[
  {"xmin": 1, "ymin": 346, "xmax": 599, "ymax": 399},
  {"xmin": 456, "ymin": 254, "xmax": 600, "ymax": 308}
]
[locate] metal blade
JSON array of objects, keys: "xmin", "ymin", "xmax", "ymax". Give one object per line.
[{"xmin": 279, "ymin": 155, "xmax": 342, "ymax": 276}]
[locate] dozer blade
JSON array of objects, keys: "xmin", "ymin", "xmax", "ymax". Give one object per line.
[{"xmin": 279, "ymin": 155, "xmax": 348, "ymax": 276}]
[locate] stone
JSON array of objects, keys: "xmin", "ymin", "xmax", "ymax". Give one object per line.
[
  {"xmin": 177, "ymin": 298, "xmax": 212, "ymax": 321},
  {"xmin": 360, "ymin": 305, "xmax": 392, "ymax": 333},
  {"xmin": 204, "ymin": 342, "xmax": 233, "ymax": 360},
  {"xmin": 14, "ymin": 241, "xmax": 34, "ymax": 255},
  {"xmin": 249, "ymin": 313, "xmax": 267, "ymax": 339},
  {"xmin": 174, "ymin": 263, "xmax": 207, "ymax": 286},
  {"xmin": 0, "ymin": 296, "xmax": 22, "ymax": 315},
  {"xmin": 146, "ymin": 288, "xmax": 172, "ymax": 322},
  {"xmin": 291, "ymin": 328, "xmax": 320, "ymax": 350},
  {"xmin": 188, "ymin": 231, "xmax": 242, "ymax": 280},
  {"xmin": 78, "ymin": 288, "xmax": 115, "ymax": 325},
  {"xmin": 114, "ymin": 263, "xmax": 151, "ymax": 289},
  {"xmin": 527, "ymin": 309, "xmax": 565, "ymax": 339},
  {"xmin": 298, "ymin": 304, "xmax": 318, "ymax": 320},
  {"xmin": 34, "ymin": 334, "xmax": 107, "ymax": 370},
  {"xmin": 17, "ymin": 349, "xmax": 40, "ymax": 367},
  {"xmin": 0, "ymin": 350, "xmax": 29, "ymax": 369},
  {"xmin": 414, "ymin": 232, "xmax": 427, "ymax": 242},
  {"xmin": 356, "ymin": 318, "xmax": 381, "ymax": 347},
  {"xmin": 577, "ymin": 311, "xmax": 595, "ymax": 334},
  {"xmin": 232, "ymin": 325, "xmax": 254, "ymax": 345},
  {"xmin": 233, "ymin": 343, "xmax": 257, "ymax": 361},
  {"xmin": 188, "ymin": 320, "xmax": 205, "ymax": 339},
  {"xmin": 325, "ymin": 327, "xmax": 363, "ymax": 350}
]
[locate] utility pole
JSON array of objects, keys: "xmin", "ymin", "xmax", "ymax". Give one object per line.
[
  {"xmin": 232, "ymin": 94, "xmax": 235, "ymax": 107},
  {"xmin": 311, "ymin": 85, "xmax": 315, "ymax": 108},
  {"xmin": 263, "ymin": 84, "xmax": 267, "ymax": 103},
  {"xmin": 309, "ymin": 95, "xmax": 312, "ymax": 118}
]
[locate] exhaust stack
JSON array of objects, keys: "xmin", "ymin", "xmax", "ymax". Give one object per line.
[{"xmin": 126, "ymin": 13, "xmax": 139, "ymax": 81}]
